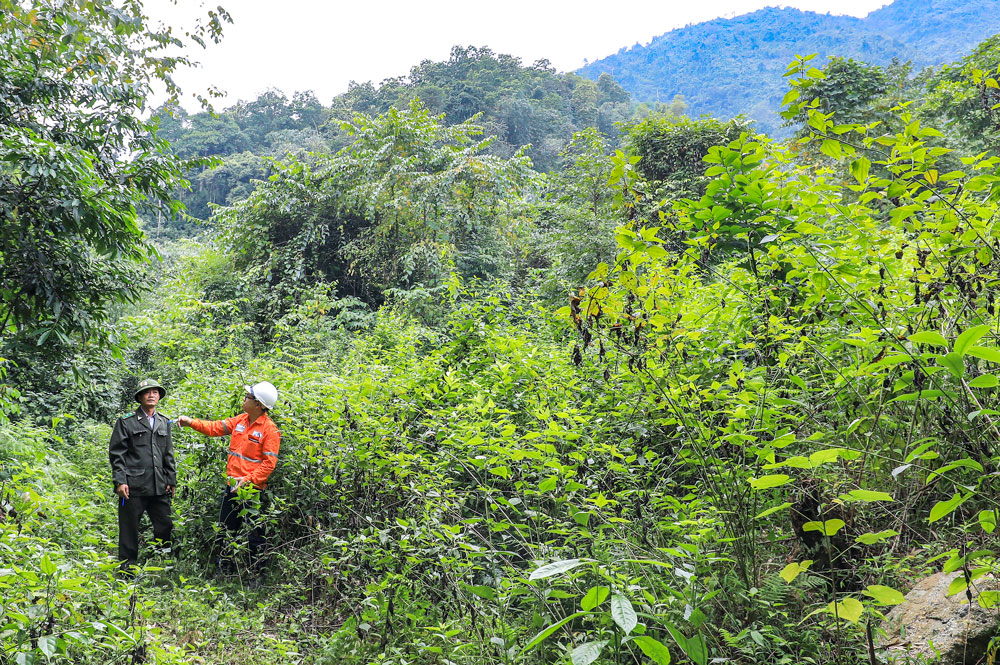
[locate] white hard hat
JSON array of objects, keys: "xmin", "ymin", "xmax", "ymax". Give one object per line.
[{"xmin": 245, "ymin": 381, "xmax": 278, "ymax": 410}]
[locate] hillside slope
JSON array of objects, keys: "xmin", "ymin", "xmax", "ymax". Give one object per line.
[{"xmin": 578, "ymin": 0, "xmax": 1000, "ymax": 134}]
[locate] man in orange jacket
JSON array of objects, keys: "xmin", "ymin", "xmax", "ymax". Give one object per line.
[{"xmin": 178, "ymin": 381, "xmax": 280, "ymax": 576}]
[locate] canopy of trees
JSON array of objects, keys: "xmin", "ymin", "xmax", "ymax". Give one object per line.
[{"xmin": 154, "ymin": 47, "xmax": 644, "ymax": 229}]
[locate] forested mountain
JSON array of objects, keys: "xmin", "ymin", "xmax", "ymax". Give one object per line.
[{"xmin": 578, "ymin": 0, "xmax": 1000, "ymax": 133}]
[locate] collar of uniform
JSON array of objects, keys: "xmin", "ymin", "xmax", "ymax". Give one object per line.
[
  {"xmin": 133, "ymin": 406, "xmax": 165, "ymax": 423},
  {"xmin": 246, "ymin": 413, "xmax": 269, "ymax": 428}
]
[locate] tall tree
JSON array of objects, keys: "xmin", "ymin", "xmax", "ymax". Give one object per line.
[
  {"xmin": 624, "ymin": 115, "xmax": 751, "ymax": 200},
  {"xmin": 0, "ymin": 0, "xmax": 228, "ymax": 408},
  {"xmin": 217, "ymin": 100, "xmax": 537, "ymax": 312},
  {"xmin": 920, "ymin": 34, "xmax": 1000, "ymax": 154}
]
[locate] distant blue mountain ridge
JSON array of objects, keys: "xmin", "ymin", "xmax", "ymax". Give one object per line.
[{"xmin": 576, "ymin": 0, "xmax": 1000, "ymax": 135}]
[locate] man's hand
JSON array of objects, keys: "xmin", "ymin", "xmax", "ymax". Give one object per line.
[
  {"xmin": 177, "ymin": 415, "xmax": 192, "ymax": 427},
  {"xmin": 166, "ymin": 485, "xmax": 174, "ymax": 497},
  {"xmin": 116, "ymin": 484, "xmax": 130, "ymax": 499},
  {"xmin": 230, "ymin": 477, "xmax": 247, "ymax": 493}
]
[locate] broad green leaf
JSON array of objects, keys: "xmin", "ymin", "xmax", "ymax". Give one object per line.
[
  {"xmin": 926, "ymin": 458, "xmax": 983, "ymax": 480},
  {"xmin": 749, "ymin": 474, "xmax": 790, "ymax": 490},
  {"xmin": 955, "ymin": 325, "xmax": 990, "ymax": 356},
  {"xmin": 820, "ymin": 139, "xmax": 842, "ymax": 159},
  {"xmin": 947, "ymin": 575, "xmax": 969, "ymax": 597},
  {"xmin": 463, "ymin": 585, "xmax": 496, "ymax": 600},
  {"xmin": 666, "ymin": 625, "xmax": 707, "ymax": 665},
  {"xmin": 770, "ymin": 456, "xmax": 810, "ymax": 469},
  {"xmin": 39, "ymin": 555, "xmax": 56, "ymax": 576},
  {"xmin": 779, "ymin": 560, "xmax": 812, "ymax": 583},
  {"xmin": 547, "ymin": 590, "xmax": 576, "ymax": 599},
  {"xmin": 684, "ymin": 633, "xmax": 708, "ymax": 665},
  {"xmin": 841, "ymin": 489, "xmax": 893, "ymax": 502},
  {"xmin": 891, "ymin": 204, "xmax": 923, "ymax": 224},
  {"xmin": 828, "ymin": 597, "xmax": 864, "ymax": 623},
  {"xmin": 929, "ymin": 493, "xmax": 969, "ymax": 524},
  {"xmin": 937, "ymin": 352, "xmax": 965, "ymax": 379},
  {"xmin": 521, "ymin": 611, "xmax": 590, "ymax": 653},
  {"xmin": 849, "ymin": 156, "xmax": 870, "ymax": 184},
  {"xmin": 968, "ymin": 408, "xmax": 1000, "ymax": 420},
  {"xmin": 864, "ymin": 585, "xmax": 904, "ymax": 606},
  {"xmin": 803, "ymin": 519, "xmax": 846, "ymax": 536},
  {"xmin": 890, "ymin": 390, "xmax": 946, "ymax": 402},
  {"xmin": 908, "ymin": 331, "xmax": 948, "ymax": 348},
  {"xmin": 529, "ymin": 558, "xmax": 591, "ymax": 580},
  {"xmin": 611, "ymin": 594, "xmax": 638, "ymax": 635},
  {"xmin": 631, "ymin": 636, "xmax": 672, "ymax": 664},
  {"xmin": 979, "ymin": 591, "xmax": 1000, "ymax": 608},
  {"xmin": 538, "ymin": 476, "xmax": 558, "ymax": 492},
  {"xmin": 979, "ymin": 510, "xmax": 997, "ymax": 534},
  {"xmin": 939, "ymin": 551, "xmax": 992, "ymax": 574},
  {"xmin": 905, "ymin": 440, "xmax": 939, "ymax": 462},
  {"xmin": 687, "ymin": 607, "xmax": 708, "ymax": 629},
  {"xmin": 856, "ymin": 529, "xmax": 898, "ymax": 545},
  {"xmin": 755, "ymin": 502, "xmax": 793, "ymax": 519},
  {"xmin": 581, "ymin": 586, "xmax": 609, "ymax": 611},
  {"xmin": 809, "ymin": 448, "xmax": 853, "ymax": 466},
  {"xmin": 968, "ymin": 374, "xmax": 999, "ymax": 388},
  {"xmin": 571, "ymin": 640, "xmax": 608, "ymax": 665},
  {"xmin": 38, "ymin": 635, "xmax": 58, "ymax": 658},
  {"xmin": 942, "ymin": 552, "xmax": 963, "ymax": 574},
  {"xmin": 712, "ymin": 206, "xmax": 732, "ymax": 221},
  {"xmin": 967, "ymin": 346, "xmax": 1000, "ymax": 363}
]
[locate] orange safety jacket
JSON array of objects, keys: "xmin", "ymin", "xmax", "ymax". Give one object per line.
[{"xmin": 189, "ymin": 412, "xmax": 281, "ymax": 489}]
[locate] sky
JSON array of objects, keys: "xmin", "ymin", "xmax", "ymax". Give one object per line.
[{"xmin": 152, "ymin": 0, "xmax": 893, "ymax": 110}]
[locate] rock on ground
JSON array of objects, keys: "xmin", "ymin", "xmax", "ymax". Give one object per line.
[{"xmin": 880, "ymin": 571, "xmax": 999, "ymax": 664}]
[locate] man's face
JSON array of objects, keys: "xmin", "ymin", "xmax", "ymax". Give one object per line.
[
  {"xmin": 242, "ymin": 393, "xmax": 256, "ymax": 414},
  {"xmin": 139, "ymin": 388, "xmax": 161, "ymax": 409}
]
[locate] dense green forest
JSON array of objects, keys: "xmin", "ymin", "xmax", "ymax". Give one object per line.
[
  {"xmin": 3, "ymin": 1, "xmax": 1000, "ymax": 664},
  {"xmin": 154, "ymin": 47, "xmax": 674, "ymax": 229},
  {"xmin": 578, "ymin": 0, "xmax": 1000, "ymax": 134}
]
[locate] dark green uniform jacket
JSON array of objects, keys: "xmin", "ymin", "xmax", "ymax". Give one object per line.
[{"xmin": 109, "ymin": 408, "xmax": 176, "ymax": 496}]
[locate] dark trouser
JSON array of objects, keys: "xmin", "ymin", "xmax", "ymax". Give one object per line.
[
  {"xmin": 218, "ymin": 488, "xmax": 266, "ymax": 572},
  {"xmin": 117, "ymin": 494, "xmax": 172, "ymax": 566}
]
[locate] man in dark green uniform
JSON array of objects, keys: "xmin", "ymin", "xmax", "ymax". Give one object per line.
[{"xmin": 109, "ymin": 379, "xmax": 176, "ymax": 568}]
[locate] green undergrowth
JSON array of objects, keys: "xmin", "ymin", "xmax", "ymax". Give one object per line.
[
  {"xmin": 4, "ymin": 261, "xmax": 712, "ymax": 663},
  {"xmin": 7, "ymin": 210, "xmax": 999, "ymax": 663}
]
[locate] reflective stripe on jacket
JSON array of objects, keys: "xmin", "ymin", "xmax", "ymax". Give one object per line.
[{"xmin": 190, "ymin": 412, "xmax": 281, "ymax": 489}]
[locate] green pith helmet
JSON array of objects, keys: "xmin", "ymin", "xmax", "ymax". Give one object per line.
[{"xmin": 133, "ymin": 379, "xmax": 166, "ymax": 402}]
